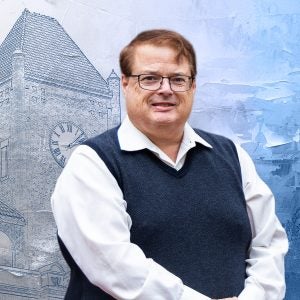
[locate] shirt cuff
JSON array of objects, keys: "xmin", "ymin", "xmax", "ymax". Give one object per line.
[{"xmin": 180, "ymin": 285, "xmax": 210, "ymax": 300}]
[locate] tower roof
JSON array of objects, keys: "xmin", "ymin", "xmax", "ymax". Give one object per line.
[
  {"xmin": 107, "ymin": 69, "xmax": 119, "ymax": 80},
  {"xmin": 0, "ymin": 9, "xmax": 110, "ymax": 96}
]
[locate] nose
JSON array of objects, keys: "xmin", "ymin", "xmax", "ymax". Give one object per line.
[{"xmin": 158, "ymin": 77, "xmax": 173, "ymax": 94}]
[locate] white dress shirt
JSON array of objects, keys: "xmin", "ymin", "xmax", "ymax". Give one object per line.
[{"xmin": 51, "ymin": 116, "xmax": 288, "ymax": 300}]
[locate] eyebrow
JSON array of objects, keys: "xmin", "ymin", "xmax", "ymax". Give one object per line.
[{"xmin": 136, "ymin": 70, "xmax": 189, "ymax": 76}]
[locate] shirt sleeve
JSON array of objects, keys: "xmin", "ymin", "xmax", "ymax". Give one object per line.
[
  {"xmin": 235, "ymin": 145, "xmax": 289, "ymax": 300},
  {"xmin": 51, "ymin": 145, "xmax": 210, "ymax": 300}
]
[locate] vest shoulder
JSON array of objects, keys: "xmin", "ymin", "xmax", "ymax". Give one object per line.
[{"xmin": 83, "ymin": 126, "xmax": 120, "ymax": 150}]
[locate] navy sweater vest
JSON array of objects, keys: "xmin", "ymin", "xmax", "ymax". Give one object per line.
[{"xmin": 59, "ymin": 127, "xmax": 252, "ymax": 299}]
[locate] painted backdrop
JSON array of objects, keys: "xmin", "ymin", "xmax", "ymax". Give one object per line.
[{"xmin": 0, "ymin": 0, "xmax": 299, "ymax": 299}]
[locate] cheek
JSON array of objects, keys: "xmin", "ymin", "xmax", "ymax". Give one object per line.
[
  {"xmin": 126, "ymin": 92, "xmax": 149, "ymax": 113},
  {"xmin": 133, "ymin": 90, "xmax": 152, "ymax": 108},
  {"xmin": 178, "ymin": 95, "xmax": 193, "ymax": 107},
  {"xmin": 177, "ymin": 96, "xmax": 194, "ymax": 117}
]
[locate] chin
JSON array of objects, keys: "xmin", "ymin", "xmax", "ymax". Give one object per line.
[
  {"xmin": 151, "ymin": 112, "xmax": 175, "ymax": 122},
  {"xmin": 152, "ymin": 118, "xmax": 181, "ymax": 128}
]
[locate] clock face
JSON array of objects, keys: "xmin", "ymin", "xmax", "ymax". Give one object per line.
[{"xmin": 49, "ymin": 121, "xmax": 87, "ymax": 167}]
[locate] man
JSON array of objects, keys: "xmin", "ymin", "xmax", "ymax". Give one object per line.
[{"xmin": 51, "ymin": 29, "xmax": 288, "ymax": 299}]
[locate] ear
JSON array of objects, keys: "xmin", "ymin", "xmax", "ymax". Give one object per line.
[
  {"xmin": 191, "ymin": 78, "xmax": 196, "ymax": 95},
  {"xmin": 121, "ymin": 74, "xmax": 129, "ymax": 91}
]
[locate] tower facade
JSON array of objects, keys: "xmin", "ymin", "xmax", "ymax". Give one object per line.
[
  {"xmin": 0, "ymin": 9, "xmax": 121, "ymax": 299},
  {"xmin": 107, "ymin": 69, "xmax": 121, "ymax": 128}
]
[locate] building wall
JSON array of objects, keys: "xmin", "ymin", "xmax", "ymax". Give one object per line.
[{"xmin": 0, "ymin": 33, "xmax": 120, "ymax": 298}]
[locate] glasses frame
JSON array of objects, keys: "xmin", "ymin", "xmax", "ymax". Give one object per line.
[{"xmin": 128, "ymin": 74, "xmax": 195, "ymax": 92}]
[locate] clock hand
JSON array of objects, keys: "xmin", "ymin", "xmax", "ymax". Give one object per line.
[
  {"xmin": 68, "ymin": 135, "xmax": 86, "ymax": 148},
  {"xmin": 60, "ymin": 144, "xmax": 72, "ymax": 149}
]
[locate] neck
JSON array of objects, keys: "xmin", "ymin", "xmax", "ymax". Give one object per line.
[{"xmin": 141, "ymin": 124, "xmax": 185, "ymax": 162}]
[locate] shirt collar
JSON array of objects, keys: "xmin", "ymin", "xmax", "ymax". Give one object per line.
[{"xmin": 118, "ymin": 115, "xmax": 213, "ymax": 152}]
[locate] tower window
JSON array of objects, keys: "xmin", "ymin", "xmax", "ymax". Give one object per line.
[{"xmin": 0, "ymin": 139, "xmax": 8, "ymax": 180}]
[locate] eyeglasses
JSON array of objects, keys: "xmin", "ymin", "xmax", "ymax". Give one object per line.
[{"xmin": 128, "ymin": 74, "xmax": 194, "ymax": 92}]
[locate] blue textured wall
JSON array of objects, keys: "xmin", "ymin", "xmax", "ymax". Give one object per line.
[{"xmin": 0, "ymin": 1, "xmax": 299, "ymax": 299}]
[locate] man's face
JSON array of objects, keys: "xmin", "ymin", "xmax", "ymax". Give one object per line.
[{"xmin": 122, "ymin": 44, "xmax": 196, "ymax": 134}]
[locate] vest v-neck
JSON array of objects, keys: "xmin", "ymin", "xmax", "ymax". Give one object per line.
[{"xmin": 144, "ymin": 146, "xmax": 202, "ymax": 178}]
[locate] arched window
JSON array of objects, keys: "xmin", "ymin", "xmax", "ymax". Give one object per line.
[{"xmin": 0, "ymin": 231, "xmax": 12, "ymax": 266}]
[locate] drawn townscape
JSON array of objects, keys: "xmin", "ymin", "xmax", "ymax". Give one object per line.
[{"xmin": 0, "ymin": 9, "xmax": 299, "ymax": 299}]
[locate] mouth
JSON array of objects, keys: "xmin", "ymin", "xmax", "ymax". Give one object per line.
[
  {"xmin": 151, "ymin": 102, "xmax": 176, "ymax": 112},
  {"xmin": 151, "ymin": 102, "xmax": 176, "ymax": 107}
]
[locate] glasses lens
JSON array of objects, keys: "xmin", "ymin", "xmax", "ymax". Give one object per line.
[
  {"xmin": 170, "ymin": 76, "xmax": 191, "ymax": 91},
  {"xmin": 139, "ymin": 75, "xmax": 161, "ymax": 90}
]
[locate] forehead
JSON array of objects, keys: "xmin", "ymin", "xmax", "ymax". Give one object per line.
[{"xmin": 131, "ymin": 44, "xmax": 190, "ymax": 73}]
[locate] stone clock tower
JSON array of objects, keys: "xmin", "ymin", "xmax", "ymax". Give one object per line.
[{"xmin": 0, "ymin": 9, "xmax": 121, "ymax": 299}]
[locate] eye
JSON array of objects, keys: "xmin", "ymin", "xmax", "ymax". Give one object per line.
[
  {"xmin": 170, "ymin": 76, "xmax": 187, "ymax": 85},
  {"xmin": 140, "ymin": 75, "xmax": 161, "ymax": 84}
]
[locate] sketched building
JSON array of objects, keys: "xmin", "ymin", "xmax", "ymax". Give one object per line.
[{"xmin": 0, "ymin": 9, "xmax": 120, "ymax": 299}]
